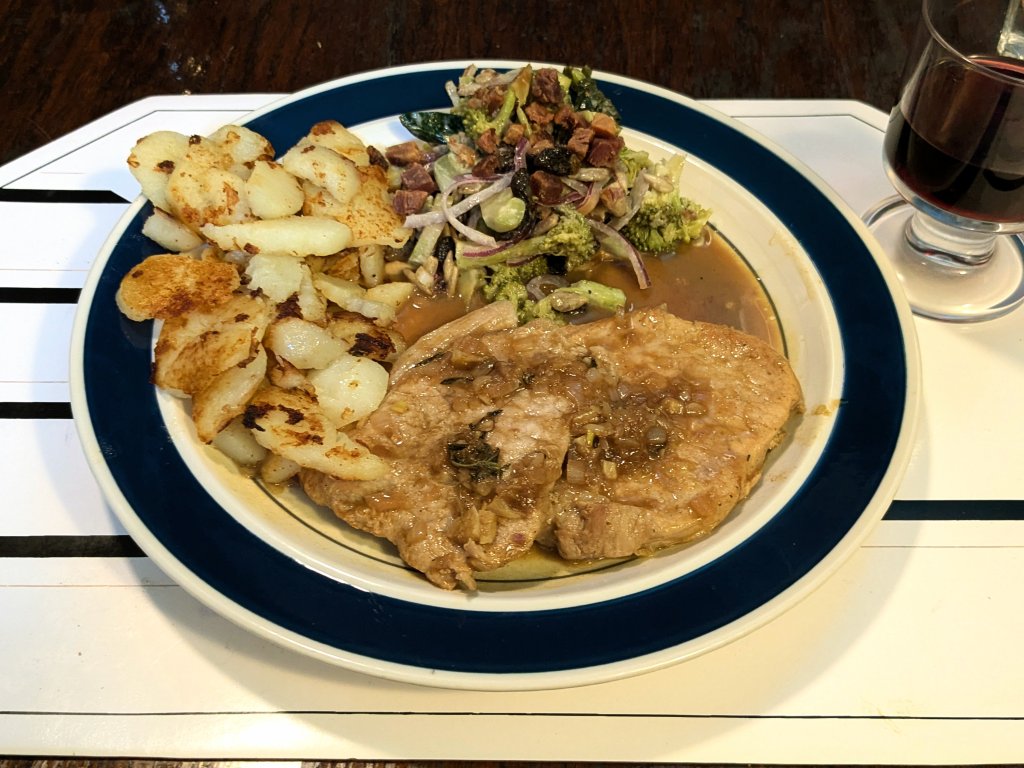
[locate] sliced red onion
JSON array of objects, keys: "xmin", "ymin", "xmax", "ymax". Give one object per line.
[
  {"xmin": 403, "ymin": 171, "xmax": 514, "ymax": 243},
  {"xmin": 514, "ymin": 137, "xmax": 529, "ymax": 170},
  {"xmin": 587, "ymin": 219, "xmax": 652, "ymax": 289},
  {"xmin": 575, "ymin": 181, "xmax": 602, "ymax": 215}
]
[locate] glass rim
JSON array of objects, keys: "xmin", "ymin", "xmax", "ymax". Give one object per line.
[{"xmin": 923, "ymin": 0, "xmax": 1024, "ymax": 87}]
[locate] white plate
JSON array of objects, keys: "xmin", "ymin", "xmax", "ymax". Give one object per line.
[{"xmin": 70, "ymin": 61, "xmax": 920, "ymax": 690}]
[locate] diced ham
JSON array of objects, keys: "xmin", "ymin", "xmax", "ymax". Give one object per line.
[
  {"xmin": 566, "ymin": 127, "xmax": 595, "ymax": 158},
  {"xmin": 586, "ymin": 135, "xmax": 624, "ymax": 168},
  {"xmin": 503, "ymin": 122, "xmax": 526, "ymax": 146},
  {"xmin": 385, "ymin": 140, "xmax": 427, "ymax": 166},
  {"xmin": 400, "ymin": 163, "xmax": 437, "ymax": 193},
  {"xmin": 588, "ymin": 112, "xmax": 619, "ymax": 138},
  {"xmin": 530, "ymin": 170, "xmax": 566, "ymax": 205},
  {"xmin": 475, "ymin": 128, "xmax": 499, "ymax": 154},
  {"xmin": 392, "ymin": 188, "xmax": 429, "ymax": 216},
  {"xmin": 524, "ymin": 101, "xmax": 554, "ymax": 127},
  {"xmin": 553, "ymin": 104, "xmax": 583, "ymax": 130},
  {"xmin": 473, "ymin": 154, "xmax": 504, "ymax": 177},
  {"xmin": 531, "ymin": 68, "xmax": 564, "ymax": 104}
]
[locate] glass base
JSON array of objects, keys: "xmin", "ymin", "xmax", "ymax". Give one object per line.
[{"xmin": 864, "ymin": 197, "xmax": 1024, "ymax": 322}]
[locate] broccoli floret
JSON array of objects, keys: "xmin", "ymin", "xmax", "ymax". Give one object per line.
[
  {"xmin": 622, "ymin": 192, "xmax": 711, "ymax": 254},
  {"xmin": 481, "ymin": 260, "xmax": 550, "ymax": 323},
  {"xmin": 617, "ymin": 147, "xmax": 651, "ymax": 185},
  {"xmin": 456, "ymin": 207, "xmax": 598, "ymax": 272},
  {"xmin": 457, "ymin": 88, "xmax": 519, "ymax": 142},
  {"xmin": 621, "ymin": 155, "xmax": 711, "ymax": 254},
  {"xmin": 531, "ymin": 280, "xmax": 626, "ymax": 321}
]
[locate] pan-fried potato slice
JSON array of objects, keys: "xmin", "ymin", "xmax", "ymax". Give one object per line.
[
  {"xmin": 259, "ymin": 453, "xmax": 301, "ymax": 484},
  {"xmin": 141, "ymin": 209, "xmax": 205, "ymax": 252},
  {"xmin": 166, "ymin": 160, "xmax": 253, "ymax": 231},
  {"xmin": 244, "ymin": 252, "xmax": 306, "ymax": 303},
  {"xmin": 266, "ymin": 349, "xmax": 308, "ymax": 390},
  {"xmin": 201, "ymin": 216, "xmax": 351, "ymax": 257},
  {"xmin": 302, "ymin": 165, "xmax": 411, "ymax": 248},
  {"xmin": 365, "ymin": 281, "xmax": 415, "ymax": 312},
  {"xmin": 302, "ymin": 120, "xmax": 370, "ymax": 166},
  {"xmin": 312, "ymin": 273, "xmax": 397, "ymax": 325},
  {"xmin": 153, "ymin": 293, "xmax": 271, "ymax": 395},
  {"xmin": 307, "ymin": 353, "xmax": 389, "ymax": 428},
  {"xmin": 280, "ymin": 143, "xmax": 361, "ymax": 205},
  {"xmin": 295, "ymin": 264, "xmax": 327, "ymax": 324},
  {"xmin": 244, "ymin": 160, "xmax": 304, "ymax": 219},
  {"xmin": 127, "ymin": 130, "xmax": 191, "ymax": 211},
  {"xmin": 264, "ymin": 317, "xmax": 346, "ymax": 370},
  {"xmin": 192, "ymin": 345, "xmax": 268, "ymax": 442},
  {"xmin": 327, "ymin": 311, "xmax": 404, "ymax": 362},
  {"xmin": 211, "ymin": 417, "xmax": 269, "ymax": 465},
  {"xmin": 181, "ymin": 134, "xmax": 232, "ymax": 171},
  {"xmin": 209, "ymin": 125, "xmax": 274, "ymax": 178},
  {"xmin": 116, "ymin": 253, "xmax": 240, "ymax": 321},
  {"xmin": 245, "ymin": 385, "xmax": 387, "ymax": 481}
]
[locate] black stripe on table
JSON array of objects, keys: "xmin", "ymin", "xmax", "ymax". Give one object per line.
[
  {"xmin": 0, "ymin": 402, "xmax": 72, "ymax": 419},
  {"xmin": 0, "ymin": 287, "xmax": 80, "ymax": 304},
  {"xmin": 0, "ymin": 188, "xmax": 129, "ymax": 204},
  {"xmin": 0, "ymin": 535, "xmax": 145, "ymax": 558},
  {"xmin": 886, "ymin": 499, "xmax": 1024, "ymax": 521}
]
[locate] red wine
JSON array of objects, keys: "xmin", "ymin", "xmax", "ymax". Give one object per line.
[{"xmin": 884, "ymin": 55, "xmax": 1024, "ymax": 223}]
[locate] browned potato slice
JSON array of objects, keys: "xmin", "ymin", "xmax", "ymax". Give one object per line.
[
  {"xmin": 192, "ymin": 346, "xmax": 268, "ymax": 442},
  {"xmin": 302, "ymin": 120, "xmax": 370, "ymax": 166},
  {"xmin": 209, "ymin": 124, "xmax": 274, "ymax": 178},
  {"xmin": 280, "ymin": 143, "xmax": 361, "ymax": 205},
  {"xmin": 141, "ymin": 209, "xmax": 205, "ymax": 252},
  {"xmin": 115, "ymin": 253, "xmax": 240, "ymax": 321},
  {"xmin": 327, "ymin": 311, "xmax": 405, "ymax": 362},
  {"xmin": 153, "ymin": 293, "xmax": 271, "ymax": 395},
  {"xmin": 200, "ymin": 216, "xmax": 351, "ymax": 257},
  {"xmin": 302, "ymin": 165, "xmax": 410, "ymax": 248},
  {"xmin": 264, "ymin": 317, "xmax": 346, "ymax": 370},
  {"xmin": 245, "ymin": 385, "xmax": 387, "ymax": 481},
  {"xmin": 166, "ymin": 160, "xmax": 253, "ymax": 231},
  {"xmin": 126, "ymin": 130, "xmax": 191, "ymax": 211},
  {"xmin": 244, "ymin": 160, "xmax": 304, "ymax": 219}
]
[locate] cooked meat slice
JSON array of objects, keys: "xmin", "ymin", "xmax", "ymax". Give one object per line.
[
  {"xmin": 301, "ymin": 304, "xmax": 802, "ymax": 590},
  {"xmin": 549, "ymin": 308, "xmax": 803, "ymax": 561},
  {"xmin": 301, "ymin": 309, "xmax": 588, "ymax": 589},
  {"xmin": 388, "ymin": 299, "xmax": 518, "ymax": 384}
]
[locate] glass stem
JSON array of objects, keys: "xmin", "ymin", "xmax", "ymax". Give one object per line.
[{"xmin": 904, "ymin": 211, "xmax": 998, "ymax": 267}]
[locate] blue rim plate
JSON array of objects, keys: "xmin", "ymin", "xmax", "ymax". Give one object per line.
[{"xmin": 70, "ymin": 61, "xmax": 920, "ymax": 690}]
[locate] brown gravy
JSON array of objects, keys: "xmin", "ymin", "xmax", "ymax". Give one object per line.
[{"xmin": 395, "ymin": 231, "xmax": 783, "ymax": 352}]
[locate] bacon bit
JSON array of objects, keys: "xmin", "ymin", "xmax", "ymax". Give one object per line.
[{"xmin": 589, "ymin": 112, "xmax": 619, "ymax": 138}]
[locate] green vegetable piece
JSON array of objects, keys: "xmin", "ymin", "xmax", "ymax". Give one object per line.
[
  {"xmin": 563, "ymin": 65, "xmax": 621, "ymax": 121},
  {"xmin": 399, "ymin": 111, "xmax": 466, "ymax": 144},
  {"xmin": 479, "ymin": 188, "xmax": 527, "ymax": 233},
  {"xmin": 455, "ymin": 207, "xmax": 597, "ymax": 272}
]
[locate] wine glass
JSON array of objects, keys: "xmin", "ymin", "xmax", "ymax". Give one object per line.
[{"xmin": 864, "ymin": 0, "xmax": 1024, "ymax": 322}]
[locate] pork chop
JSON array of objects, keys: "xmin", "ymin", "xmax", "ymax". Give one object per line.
[
  {"xmin": 548, "ymin": 307, "xmax": 803, "ymax": 560},
  {"xmin": 301, "ymin": 306, "xmax": 594, "ymax": 589},
  {"xmin": 301, "ymin": 304, "xmax": 803, "ymax": 589}
]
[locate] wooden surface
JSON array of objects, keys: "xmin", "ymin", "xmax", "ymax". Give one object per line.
[
  {"xmin": 1, "ymin": 0, "xmax": 921, "ymax": 765},
  {"xmin": 2, "ymin": 0, "xmax": 919, "ymax": 168}
]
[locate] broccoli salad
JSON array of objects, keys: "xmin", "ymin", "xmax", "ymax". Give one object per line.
[{"xmin": 384, "ymin": 63, "xmax": 712, "ymax": 323}]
